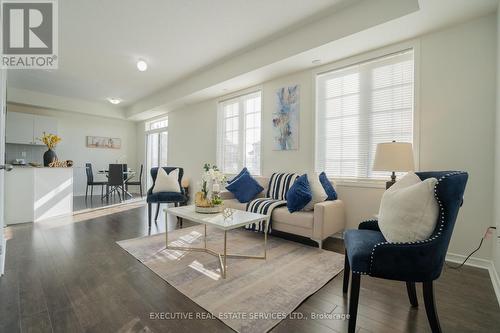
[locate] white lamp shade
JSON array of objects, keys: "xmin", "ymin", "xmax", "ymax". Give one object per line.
[{"xmin": 373, "ymin": 142, "xmax": 415, "ymax": 172}]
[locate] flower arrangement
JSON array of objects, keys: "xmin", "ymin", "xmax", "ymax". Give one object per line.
[
  {"xmin": 195, "ymin": 163, "xmax": 227, "ymax": 213},
  {"xmin": 39, "ymin": 132, "xmax": 62, "ymax": 149}
]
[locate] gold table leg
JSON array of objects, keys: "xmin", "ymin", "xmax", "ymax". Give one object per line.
[{"xmin": 162, "ymin": 216, "xmax": 269, "ymax": 279}]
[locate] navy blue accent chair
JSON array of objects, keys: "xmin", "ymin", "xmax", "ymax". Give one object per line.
[
  {"xmin": 343, "ymin": 171, "xmax": 468, "ymax": 333},
  {"xmin": 147, "ymin": 167, "xmax": 187, "ymax": 228}
]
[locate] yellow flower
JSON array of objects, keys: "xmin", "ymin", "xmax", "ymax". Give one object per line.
[{"xmin": 39, "ymin": 132, "xmax": 61, "ymax": 149}]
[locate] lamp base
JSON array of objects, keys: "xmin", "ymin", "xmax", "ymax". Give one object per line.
[{"xmin": 386, "ymin": 171, "xmax": 397, "ymax": 189}]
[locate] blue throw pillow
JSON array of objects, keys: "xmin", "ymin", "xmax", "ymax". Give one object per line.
[
  {"xmin": 319, "ymin": 172, "xmax": 338, "ymax": 200},
  {"xmin": 286, "ymin": 174, "xmax": 312, "ymax": 213},
  {"xmin": 227, "ymin": 167, "xmax": 249, "ymax": 185},
  {"xmin": 226, "ymin": 172, "xmax": 264, "ymax": 203}
]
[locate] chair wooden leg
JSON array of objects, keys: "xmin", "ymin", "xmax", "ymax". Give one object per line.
[
  {"xmin": 406, "ymin": 282, "xmax": 418, "ymax": 307},
  {"xmin": 343, "ymin": 251, "xmax": 350, "ymax": 293},
  {"xmin": 348, "ymin": 273, "xmax": 361, "ymax": 333},
  {"xmin": 148, "ymin": 203, "xmax": 152, "ymax": 228},
  {"xmin": 423, "ymin": 281, "xmax": 441, "ymax": 333},
  {"xmin": 155, "ymin": 203, "xmax": 160, "ymax": 222}
]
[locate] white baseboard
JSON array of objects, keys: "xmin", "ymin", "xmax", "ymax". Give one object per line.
[{"xmin": 446, "ymin": 252, "xmax": 500, "ymax": 307}]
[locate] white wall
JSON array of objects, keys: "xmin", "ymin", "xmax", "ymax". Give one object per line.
[
  {"xmin": 139, "ymin": 14, "xmax": 497, "ymax": 260},
  {"xmin": 7, "ymin": 103, "xmax": 138, "ymax": 196}
]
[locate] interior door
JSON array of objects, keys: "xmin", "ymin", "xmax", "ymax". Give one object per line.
[{"xmin": 0, "ymin": 69, "xmax": 9, "ymax": 276}]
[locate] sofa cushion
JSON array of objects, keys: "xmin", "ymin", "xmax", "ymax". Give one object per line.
[
  {"xmin": 286, "ymin": 174, "xmax": 312, "ymax": 213},
  {"xmin": 272, "ymin": 207, "xmax": 314, "ymax": 229},
  {"xmin": 267, "ymin": 173, "xmax": 299, "ymax": 200},
  {"xmin": 227, "ymin": 167, "xmax": 249, "ymax": 184},
  {"xmin": 319, "ymin": 172, "xmax": 338, "ymax": 201},
  {"xmin": 378, "ymin": 172, "xmax": 439, "ymax": 243},
  {"xmin": 226, "ymin": 172, "xmax": 264, "ymax": 203},
  {"xmin": 303, "ymin": 174, "xmax": 328, "ymax": 211},
  {"xmin": 222, "ymin": 199, "xmax": 248, "ymax": 211}
]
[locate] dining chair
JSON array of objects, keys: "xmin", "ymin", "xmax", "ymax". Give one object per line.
[
  {"xmin": 107, "ymin": 164, "xmax": 126, "ymax": 202},
  {"xmin": 125, "ymin": 164, "xmax": 143, "ymax": 197},
  {"xmin": 343, "ymin": 171, "xmax": 468, "ymax": 333},
  {"xmin": 85, "ymin": 163, "xmax": 106, "ymax": 201}
]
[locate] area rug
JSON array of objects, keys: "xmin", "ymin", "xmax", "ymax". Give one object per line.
[{"xmin": 117, "ymin": 225, "xmax": 344, "ymax": 333}]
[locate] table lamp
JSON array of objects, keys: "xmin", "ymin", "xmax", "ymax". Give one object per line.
[{"xmin": 373, "ymin": 141, "xmax": 415, "ymax": 189}]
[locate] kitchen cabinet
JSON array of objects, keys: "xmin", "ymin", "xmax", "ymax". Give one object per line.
[
  {"xmin": 33, "ymin": 114, "xmax": 58, "ymax": 143},
  {"xmin": 6, "ymin": 112, "xmax": 35, "ymax": 144},
  {"xmin": 5, "ymin": 111, "xmax": 58, "ymax": 145}
]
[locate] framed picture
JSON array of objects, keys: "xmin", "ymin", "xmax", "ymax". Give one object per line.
[
  {"xmin": 86, "ymin": 136, "xmax": 121, "ymax": 149},
  {"xmin": 273, "ymin": 85, "xmax": 299, "ymax": 150}
]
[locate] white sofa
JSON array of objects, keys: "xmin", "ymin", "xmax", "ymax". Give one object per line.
[{"xmin": 220, "ymin": 176, "xmax": 345, "ymax": 248}]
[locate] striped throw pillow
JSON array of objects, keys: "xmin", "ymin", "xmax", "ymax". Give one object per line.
[{"xmin": 266, "ymin": 173, "xmax": 299, "ymax": 200}]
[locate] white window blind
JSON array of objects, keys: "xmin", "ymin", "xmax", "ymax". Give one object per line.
[
  {"xmin": 315, "ymin": 50, "xmax": 414, "ymax": 180},
  {"xmin": 217, "ymin": 91, "xmax": 261, "ymax": 175}
]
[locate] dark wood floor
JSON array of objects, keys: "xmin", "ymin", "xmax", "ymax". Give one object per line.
[
  {"xmin": 73, "ymin": 193, "xmax": 142, "ymax": 212},
  {"xmin": 1, "ymin": 204, "xmax": 499, "ymax": 333}
]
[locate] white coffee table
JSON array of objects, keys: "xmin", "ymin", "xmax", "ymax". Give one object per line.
[{"xmin": 164, "ymin": 205, "xmax": 269, "ymax": 279}]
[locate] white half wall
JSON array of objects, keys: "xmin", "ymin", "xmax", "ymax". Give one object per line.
[
  {"xmin": 140, "ymin": 14, "xmax": 497, "ymax": 260},
  {"xmin": 7, "ymin": 103, "xmax": 138, "ymax": 196},
  {"xmin": 492, "ymin": 2, "xmax": 500, "ymax": 287}
]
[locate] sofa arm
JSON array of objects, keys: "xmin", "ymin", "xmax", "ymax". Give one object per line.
[
  {"xmin": 312, "ymin": 200, "xmax": 346, "ymax": 241},
  {"xmin": 220, "ymin": 190, "xmax": 235, "ymax": 200}
]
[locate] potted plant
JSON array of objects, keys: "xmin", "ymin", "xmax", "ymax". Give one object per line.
[{"xmin": 39, "ymin": 132, "xmax": 62, "ymax": 166}]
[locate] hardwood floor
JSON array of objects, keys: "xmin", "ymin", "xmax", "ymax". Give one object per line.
[
  {"xmin": 73, "ymin": 194, "xmax": 142, "ymax": 212},
  {"xmin": 1, "ymin": 204, "xmax": 499, "ymax": 333}
]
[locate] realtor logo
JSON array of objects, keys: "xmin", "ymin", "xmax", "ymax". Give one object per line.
[{"xmin": 1, "ymin": 0, "xmax": 58, "ymax": 68}]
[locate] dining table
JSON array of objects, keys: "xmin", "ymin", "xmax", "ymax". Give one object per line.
[{"xmin": 98, "ymin": 169, "xmax": 136, "ymax": 200}]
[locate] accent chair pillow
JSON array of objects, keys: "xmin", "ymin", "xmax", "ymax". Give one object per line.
[
  {"xmin": 319, "ymin": 172, "xmax": 338, "ymax": 200},
  {"xmin": 286, "ymin": 174, "xmax": 312, "ymax": 213},
  {"xmin": 226, "ymin": 172, "xmax": 264, "ymax": 203},
  {"xmin": 378, "ymin": 172, "xmax": 439, "ymax": 243},
  {"xmin": 153, "ymin": 168, "xmax": 181, "ymax": 193},
  {"xmin": 303, "ymin": 173, "xmax": 328, "ymax": 211},
  {"xmin": 227, "ymin": 167, "xmax": 249, "ymax": 185}
]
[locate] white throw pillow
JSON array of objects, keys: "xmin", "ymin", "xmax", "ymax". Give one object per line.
[
  {"xmin": 378, "ymin": 172, "xmax": 439, "ymax": 243},
  {"xmin": 152, "ymin": 168, "xmax": 181, "ymax": 193},
  {"xmin": 303, "ymin": 174, "xmax": 328, "ymax": 211}
]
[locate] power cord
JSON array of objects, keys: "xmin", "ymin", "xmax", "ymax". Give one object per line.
[{"xmin": 445, "ymin": 226, "xmax": 497, "ymax": 269}]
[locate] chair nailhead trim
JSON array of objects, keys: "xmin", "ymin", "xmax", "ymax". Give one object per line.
[{"xmin": 366, "ymin": 171, "xmax": 466, "ymax": 276}]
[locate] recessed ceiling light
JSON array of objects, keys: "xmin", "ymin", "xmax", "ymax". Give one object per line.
[
  {"xmin": 107, "ymin": 98, "xmax": 122, "ymax": 105},
  {"xmin": 137, "ymin": 60, "xmax": 148, "ymax": 72},
  {"xmin": 312, "ymin": 59, "xmax": 321, "ymax": 64}
]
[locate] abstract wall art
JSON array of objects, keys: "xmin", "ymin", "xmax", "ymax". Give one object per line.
[
  {"xmin": 86, "ymin": 136, "xmax": 121, "ymax": 149},
  {"xmin": 273, "ymin": 85, "xmax": 299, "ymax": 150}
]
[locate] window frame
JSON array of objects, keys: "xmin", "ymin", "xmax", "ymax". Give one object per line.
[
  {"xmin": 144, "ymin": 116, "xmax": 169, "ymax": 189},
  {"xmin": 216, "ymin": 87, "xmax": 263, "ymax": 176},
  {"xmin": 312, "ymin": 40, "xmax": 420, "ymax": 188}
]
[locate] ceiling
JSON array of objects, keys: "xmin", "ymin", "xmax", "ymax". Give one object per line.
[
  {"xmin": 6, "ymin": 0, "xmax": 499, "ymax": 120},
  {"xmin": 7, "ymin": 0, "xmax": 351, "ymax": 107}
]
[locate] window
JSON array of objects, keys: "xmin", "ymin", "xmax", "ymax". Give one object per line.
[
  {"xmin": 145, "ymin": 117, "xmax": 168, "ymax": 188},
  {"xmin": 145, "ymin": 117, "xmax": 168, "ymax": 131},
  {"xmin": 315, "ymin": 50, "xmax": 414, "ymax": 180},
  {"xmin": 217, "ymin": 91, "xmax": 261, "ymax": 175}
]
